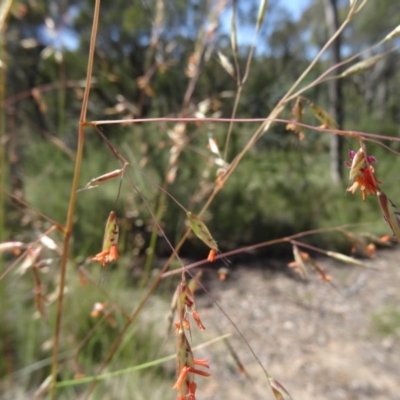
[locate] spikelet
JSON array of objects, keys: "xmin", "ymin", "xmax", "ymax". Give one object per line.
[
  {"xmin": 348, "ymin": 148, "xmax": 366, "ymax": 182},
  {"xmin": 309, "ymin": 102, "xmax": 337, "ymax": 128},
  {"xmin": 77, "ymin": 169, "xmax": 124, "ymax": 192},
  {"xmin": 339, "ymin": 54, "xmax": 384, "ymax": 78},
  {"xmin": 186, "ymin": 211, "xmax": 219, "ymax": 253},
  {"xmin": 91, "ymin": 211, "xmax": 119, "ymax": 267}
]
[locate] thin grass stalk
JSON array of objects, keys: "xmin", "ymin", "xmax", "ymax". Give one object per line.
[
  {"xmin": 0, "ymin": 3, "xmax": 13, "ymax": 389},
  {"xmin": 0, "ymin": 0, "xmax": 9, "ymax": 249},
  {"xmin": 223, "ymin": 82, "xmax": 242, "ymax": 161},
  {"xmin": 241, "ymin": 0, "xmax": 267, "ymax": 85},
  {"xmin": 223, "ymin": 0, "xmax": 268, "ymax": 161},
  {"xmin": 49, "ymin": 0, "xmax": 101, "ymax": 397},
  {"xmin": 219, "ymin": 2, "xmax": 365, "ymax": 190},
  {"xmin": 60, "ymin": 334, "xmax": 230, "ymax": 389},
  {"xmin": 286, "ymin": 41, "xmax": 395, "ymax": 103},
  {"xmin": 92, "ymin": 117, "xmax": 400, "ymax": 150},
  {"xmin": 4, "ymin": 80, "xmax": 95, "ymax": 108},
  {"xmin": 279, "ymin": 0, "xmax": 365, "ymax": 105},
  {"xmin": 162, "ymin": 220, "xmax": 378, "ymax": 280},
  {"xmin": 57, "ymin": 59, "xmax": 66, "ymax": 138},
  {"xmin": 139, "ymin": 181, "xmax": 168, "ymax": 287},
  {"xmin": 230, "ymin": 0, "xmax": 240, "ymax": 84},
  {"xmin": 181, "ymin": 39, "xmax": 206, "ymax": 110}
]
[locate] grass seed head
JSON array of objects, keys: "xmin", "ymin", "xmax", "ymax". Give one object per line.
[
  {"xmin": 91, "ymin": 211, "xmax": 119, "ymax": 267},
  {"xmin": 186, "ymin": 211, "xmax": 219, "ymax": 253}
]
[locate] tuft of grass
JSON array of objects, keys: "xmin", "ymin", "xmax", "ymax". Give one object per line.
[{"xmin": 0, "ymin": 261, "xmax": 172, "ymax": 398}]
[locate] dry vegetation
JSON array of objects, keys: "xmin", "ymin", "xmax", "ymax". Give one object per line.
[{"xmin": 1, "ymin": 1, "xmax": 400, "ymax": 399}]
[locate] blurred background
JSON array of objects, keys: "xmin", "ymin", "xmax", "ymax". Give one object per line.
[
  {"xmin": 1, "ymin": 0, "xmax": 400, "ymax": 399},
  {"xmin": 3, "ymin": 0, "xmax": 400, "ymax": 255}
]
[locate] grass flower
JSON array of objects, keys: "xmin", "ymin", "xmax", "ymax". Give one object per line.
[
  {"xmin": 345, "ymin": 149, "xmax": 380, "ymax": 201},
  {"xmin": 175, "ymin": 281, "xmax": 206, "ymax": 332},
  {"xmin": 347, "ymin": 165, "xmax": 380, "ymax": 201},
  {"xmin": 173, "ymin": 329, "xmax": 210, "ymax": 400},
  {"xmin": 286, "ymin": 97, "xmax": 305, "ymax": 140},
  {"xmin": 186, "ymin": 212, "xmax": 231, "ymax": 266},
  {"xmin": 187, "ymin": 212, "xmax": 220, "ymax": 256},
  {"xmin": 207, "ymin": 249, "xmax": 217, "ymax": 262},
  {"xmin": 91, "ymin": 211, "xmax": 119, "ymax": 266}
]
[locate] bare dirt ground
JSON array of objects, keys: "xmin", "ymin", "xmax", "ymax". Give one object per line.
[{"xmin": 190, "ymin": 247, "xmax": 400, "ymax": 400}]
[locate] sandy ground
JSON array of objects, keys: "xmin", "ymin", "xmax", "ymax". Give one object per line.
[{"xmin": 188, "ymin": 247, "xmax": 400, "ymax": 400}]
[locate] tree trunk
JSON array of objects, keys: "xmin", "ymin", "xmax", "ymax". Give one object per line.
[{"xmin": 323, "ymin": 0, "xmax": 344, "ymax": 183}]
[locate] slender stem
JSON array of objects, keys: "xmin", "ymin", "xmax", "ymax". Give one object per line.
[
  {"xmin": 0, "ymin": 1, "xmax": 9, "ymax": 246},
  {"xmin": 57, "ymin": 59, "xmax": 66, "ymax": 138},
  {"xmin": 139, "ymin": 181, "xmax": 168, "ymax": 287},
  {"xmin": 0, "ymin": 2, "xmax": 12, "ymax": 389},
  {"xmin": 161, "ymin": 221, "xmax": 378, "ymax": 278},
  {"xmin": 91, "ymin": 116, "xmax": 400, "ymax": 144},
  {"xmin": 279, "ymin": 2, "xmax": 359, "ymax": 106},
  {"xmin": 223, "ymin": 0, "xmax": 267, "ymax": 161},
  {"xmin": 285, "ymin": 43, "xmax": 396, "ymax": 104},
  {"xmin": 49, "ymin": 1, "xmax": 101, "ymax": 397},
  {"xmin": 223, "ymin": 85, "xmax": 242, "ymax": 161},
  {"xmin": 221, "ymin": 2, "xmax": 363, "ymax": 195}
]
